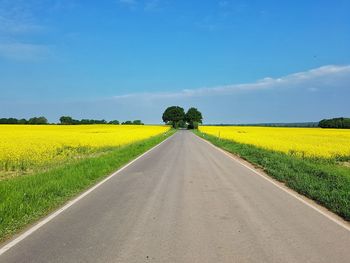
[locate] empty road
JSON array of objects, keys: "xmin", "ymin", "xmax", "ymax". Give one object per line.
[{"xmin": 1, "ymin": 131, "xmax": 350, "ymax": 262}]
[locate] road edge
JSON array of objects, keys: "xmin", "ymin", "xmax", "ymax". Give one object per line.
[
  {"xmin": 0, "ymin": 130, "xmax": 176, "ymax": 256},
  {"xmin": 192, "ymin": 131, "xmax": 350, "ymax": 232}
]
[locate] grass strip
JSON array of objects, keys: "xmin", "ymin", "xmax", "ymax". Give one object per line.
[
  {"xmin": 0, "ymin": 130, "xmax": 175, "ymax": 242},
  {"xmin": 194, "ymin": 130, "xmax": 350, "ymax": 221}
]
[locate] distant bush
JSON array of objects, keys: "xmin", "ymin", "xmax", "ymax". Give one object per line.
[
  {"xmin": 109, "ymin": 120, "xmax": 120, "ymax": 125},
  {"xmin": 319, "ymin": 117, "xmax": 350, "ymax": 129},
  {"xmin": 28, "ymin": 117, "xmax": 48, "ymax": 125},
  {"xmin": 79, "ymin": 119, "xmax": 107, "ymax": 124},
  {"xmin": 121, "ymin": 120, "xmax": 144, "ymax": 125},
  {"xmin": 132, "ymin": 120, "xmax": 144, "ymax": 125},
  {"xmin": 59, "ymin": 116, "xmax": 108, "ymax": 125},
  {"xmin": 0, "ymin": 118, "xmax": 20, "ymax": 124},
  {"xmin": 121, "ymin": 121, "xmax": 132, "ymax": 125},
  {"xmin": 18, "ymin": 119, "xmax": 28, "ymax": 124},
  {"xmin": 59, "ymin": 116, "xmax": 76, "ymax": 125}
]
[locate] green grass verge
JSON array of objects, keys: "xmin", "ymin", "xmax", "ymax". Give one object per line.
[
  {"xmin": 0, "ymin": 130, "xmax": 175, "ymax": 242},
  {"xmin": 194, "ymin": 130, "xmax": 350, "ymax": 221}
]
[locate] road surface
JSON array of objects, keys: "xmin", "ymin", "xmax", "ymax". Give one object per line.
[{"xmin": 1, "ymin": 130, "xmax": 350, "ymax": 262}]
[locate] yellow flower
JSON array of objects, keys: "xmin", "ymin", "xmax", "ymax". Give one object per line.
[
  {"xmin": 0, "ymin": 125, "xmax": 170, "ymax": 173},
  {"xmin": 199, "ymin": 126, "xmax": 350, "ymax": 158}
]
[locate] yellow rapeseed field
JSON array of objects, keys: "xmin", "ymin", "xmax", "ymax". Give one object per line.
[
  {"xmin": 0, "ymin": 125, "xmax": 170, "ymax": 173},
  {"xmin": 199, "ymin": 126, "xmax": 350, "ymax": 158}
]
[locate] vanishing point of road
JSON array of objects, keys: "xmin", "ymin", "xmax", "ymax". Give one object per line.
[{"xmin": 1, "ymin": 131, "xmax": 350, "ymax": 263}]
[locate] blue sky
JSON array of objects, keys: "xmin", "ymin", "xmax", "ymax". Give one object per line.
[{"xmin": 0, "ymin": 0, "xmax": 350, "ymax": 123}]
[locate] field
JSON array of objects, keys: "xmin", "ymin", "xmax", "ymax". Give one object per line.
[
  {"xmin": 195, "ymin": 127, "xmax": 350, "ymax": 220},
  {"xmin": 0, "ymin": 125, "xmax": 173, "ymax": 241},
  {"xmin": 0, "ymin": 125, "xmax": 170, "ymax": 179},
  {"xmin": 199, "ymin": 126, "xmax": 350, "ymax": 159}
]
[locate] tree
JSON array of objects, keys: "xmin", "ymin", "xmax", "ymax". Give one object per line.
[
  {"xmin": 28, "ymin": 116, "xmax": 48, "ymax": 125},
  {"xmin": 122, "ymin": 120, "xmax": 133, "ymax": 125},
  {"xmin": 18, "ymin": 118, "xmax": 28, "ymax": 124},
  {"xmin": 185, "ymin": 107, "xmax": 203, "ymax": 129},
  {"xmin": 97, "ymin": 119, "xmax": 107, "ymax": 124},
  {"xmin": 177, "ymin": 119, "xmax": 187, "ymax": 128},
  {"xmin": 80, "ymin": 119, "xmax": 106, "ymax": 124},
  {"xmin": 162, "ymin": 106, "xmax": 185, "ymax": 128},
  {"xmin": 319, "ymin": 117, "xmax": 350, "ymax": 129},
  {"xmin": 7, "ymin": 118, "xmax": 18, "ymax": 124},
  {"xmin": 132, "ymin": 120, "xmax": 143, "ymax": 125},
  {"xmin": 0, "ymin": 118, "xmax": 8, "ymax": 124},
  {"xmin": 80, "ymin": 119, "xmax": 91, "ymax": 124},
  {"xmin": 59, "ymin": 116, "xmax": 74, "ymax": 125},
  {"xmin": 109, "ymin": 120, "xmax": 120, "ymax": 125},
  {"xmin": 0, "ymin": 118, "xmax": 19, "ymax": 124}
]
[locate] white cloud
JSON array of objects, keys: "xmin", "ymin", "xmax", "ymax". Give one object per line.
[{"xmin": 113, "ymin": 65, "xmax": 350, "ymax": 100}]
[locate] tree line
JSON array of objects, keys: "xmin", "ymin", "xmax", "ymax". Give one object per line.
[
  {"xmin": 3, "ymin": 114, "xmax": 348, "ymax": 129},
  {"xmin": 59, "ymin": 116, "xmax": 144, "ymax": 125},
  {"xmin": 0, "ymin": 117, "xmax": 48, "ymax": 125},
  {"xmin": 0, "ymin": 116, "xmax": 144, "ymax": 125},
  {"xmin": 162, "ymin": 106, "xmax": 203, "ymax": 129},
  {"xmin": 218, "ymin": 122, "xmax": 319, "ymax": 127},
  {"xmin": 318, "ymin": 117, "xmax": 350, "ymax": 129}
]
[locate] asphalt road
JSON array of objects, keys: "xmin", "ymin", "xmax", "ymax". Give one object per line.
[{"xmin": 1, "ymin": 130, "xmax": 350, "ymax": 263}]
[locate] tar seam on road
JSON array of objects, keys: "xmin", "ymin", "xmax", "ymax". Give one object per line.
[
  {"xmin": 0, "ymin": 133, "xmax": 175, "ymax": 256},
  {"xmin": 195, "ymin": 133, "xmax": 350, "ymax": 232}
]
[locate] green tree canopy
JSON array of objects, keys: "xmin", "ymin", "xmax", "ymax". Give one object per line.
[
  {"xmin": 319, "ymin": 117, "xmax": 350, "ymax": 128},
  {"xmin": 28, "ymin": 116, "xmax": 48, "ymax": 125},
  {"xmin": 162, "ymin": 106, "xmax": 185, "ymax": 128},
  {"xmin": 109, "ymin": 120, "xmax": 120, "ymax": 125},
  {"xmin": 59, "ymin": 116, "xmax": 74, "ymax": 125},
  {"xmin": 121, "ymin": 120, "xmax": 133, "ymax": 125},
  {"xmin": 132, "ymin": 120, "xmax": 144, "ymax": 125},
  {"xmin": 185, "ymin": 107, "xmax": 203, "ymax": 129}
]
